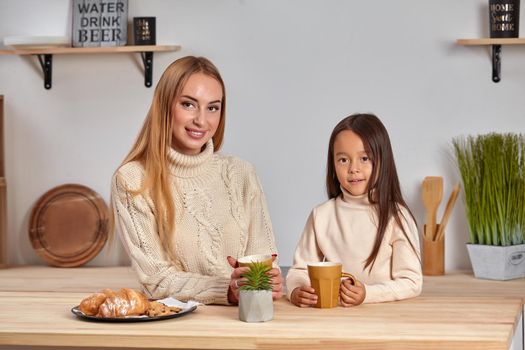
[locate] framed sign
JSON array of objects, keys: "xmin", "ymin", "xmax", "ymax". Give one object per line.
[
  {"xmin": 72, "ymin": 0, "xmax": 128, "ymax": 47},
  {"xmin": 133, "ymin": 17, "xmax": 156, "ymax": 45}
]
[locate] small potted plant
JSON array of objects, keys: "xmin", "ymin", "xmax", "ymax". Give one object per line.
[
  {"xmin": 453, "ymin": 133, "xmax": 525, "ymax": 280},
  {"xmin": 238, "ymin": 261, "xmax": 273, "ymax": 322}
]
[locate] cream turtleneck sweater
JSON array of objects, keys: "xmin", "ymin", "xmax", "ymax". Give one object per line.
[
  {"xmin": 286, "ymin": 188, "xmax": 422, "ymax": 304},
  {"xmin": 111, "ymin": 140, "xmax": 277, "ymax": 305}
]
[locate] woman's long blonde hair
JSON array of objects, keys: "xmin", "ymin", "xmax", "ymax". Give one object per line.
[{"xmin": 119, "ymin": 56, "xmax": 226, "ymax": 259}]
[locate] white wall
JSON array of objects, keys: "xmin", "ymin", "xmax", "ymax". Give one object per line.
[{"xmin": 0, "ymin": 0, "xmax": 524, "ymax": 269}]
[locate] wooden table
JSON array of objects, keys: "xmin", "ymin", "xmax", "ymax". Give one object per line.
[
  {"xmin": 0, "ymin": 267, "xmax": 523, "ymax": 350},
  {"xmin": 423, "ymin": 270, "xmax": 525, "ymax": 301},
  {"xmin": 0, "ymin": 265, "xmax": 140, "ymax": 292}
]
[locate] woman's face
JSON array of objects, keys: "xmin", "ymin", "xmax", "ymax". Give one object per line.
[
  {"xmin": 171, "ymin": 73, "xmax": 223, "ymax": 155},
  {"xmin": 333, "ymin": 130, "xmax": 373, "ymax": 196}
]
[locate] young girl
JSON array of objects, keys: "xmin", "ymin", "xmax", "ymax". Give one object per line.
[{"xmin": 286, "ymin": 113, "xmax": 422, "ymax": 307}]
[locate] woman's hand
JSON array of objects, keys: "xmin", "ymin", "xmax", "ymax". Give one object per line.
[
  {"xmin": 269, "ymin": 254, "xmax": 283, "ymax": 300},
  {"xmin": 290, "ymin": 286, "xmax": 318, "ymax": 307},
  {"xmin": 227, "ymin": 254, "xmax": 283, "ymax": 302},
  {"xmin": 268, "ymin": 267, "xmax": 283, "ymax": 300},
  {"xmin": 339, "ymin": 278, "xmax": 366, "ymax": 307},
  {"xmin": 226, "ymin": 256, "xmax": 248, "ymax": 304}
]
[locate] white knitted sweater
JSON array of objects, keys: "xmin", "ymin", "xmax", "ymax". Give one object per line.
[{"xmin": 111, "ymin": 140, "xmax": 277, "ymax": 305}]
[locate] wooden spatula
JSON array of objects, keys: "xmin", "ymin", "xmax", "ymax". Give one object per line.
[
  {"xmin": 435, "ymin": 184, "xmax": 460, "ymax": 241},
  {"xmin": 422, "ymin": 176, "xmax": 443, "ymax": 240}
]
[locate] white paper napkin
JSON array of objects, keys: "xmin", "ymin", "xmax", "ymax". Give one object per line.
[{"xmin": 157, "ymin": 297, "xmax": 202, "ymax": 311}]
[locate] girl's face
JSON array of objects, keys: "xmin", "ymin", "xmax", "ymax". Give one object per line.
[
  {"xmin": 171, "ymin": 73, "xmax": 223, "ymax": 155},
  {"xmin": 333, "ymin": 130, "xmax": 373, "ymax": 196}
]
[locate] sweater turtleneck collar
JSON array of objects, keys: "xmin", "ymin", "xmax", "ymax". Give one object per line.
[
  {"xmin": 167, "ymin": 139, "xmax": 215, "ymax": 178},
  {"xmin": 340, "ymin": 186, "xmax": 370, "ymax": 209}
]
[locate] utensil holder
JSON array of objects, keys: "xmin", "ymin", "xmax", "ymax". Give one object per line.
[
  {"xmin": 423, "ymin": 224, "xmax": 444, "ymax": 276},
  {"xmin": 0, "ymin": 177, "xmax": 6, "ymax": 268}
]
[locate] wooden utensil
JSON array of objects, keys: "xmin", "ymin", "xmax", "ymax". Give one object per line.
[
  {"xmin": 0, "ymin": 96, "xmax": 6, "ymax": 269},
  {"xmin": 0, "ymin": 95, "xmax": 4, "ymax": 178},
  {"xmin": 422, "ymin": 176, "xmax": 443, "ymax": 240},
  {"xmin": 435, "ymin": 184, "xmax": 460, "ymax": 241}
]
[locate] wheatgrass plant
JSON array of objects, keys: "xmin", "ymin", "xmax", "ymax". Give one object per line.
[
  {"xmin": 239, "ymin": 262, "xmax": 272, "ymax": 291},
  {"xmin": 453, "ymin": 133, "xmax": 525, "ymax": 246}
]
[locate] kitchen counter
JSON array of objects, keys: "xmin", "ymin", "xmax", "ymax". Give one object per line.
[
  {"xmin": 0, "ymin": 265, "xmax": 140, "ymax": 292},
  {"xmin": 423, "ymin": 270, "xmax": 525, "ymax": 301},
  {"xmin": 0, "ymin": 266, "xmax": 523, "ymax": 350}
]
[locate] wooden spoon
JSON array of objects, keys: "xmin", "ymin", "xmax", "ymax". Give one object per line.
[
  {"xmin": 435, "ymin": 184, "xmax": 460, "ymax": 241},
  {"xmin": 421, "ymin": 176, "xmax": 443, "ymax": 240}
]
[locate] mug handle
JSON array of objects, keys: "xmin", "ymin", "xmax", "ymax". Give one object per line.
[{"xmin": 341, "ymin": 272, "xmax": 356, "ymax": 285}]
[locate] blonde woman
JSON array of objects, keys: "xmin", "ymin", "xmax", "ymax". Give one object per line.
[{"xmin": 111, "ymin": 56, "xmax": 282, "ymax": 305}]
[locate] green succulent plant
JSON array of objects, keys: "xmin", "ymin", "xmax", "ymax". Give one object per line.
[
  {"xmin": 239, "ymin": 261, "xmax": 272, "ymax": 291},
  {"xmin": 453, "ymin": 133, "xmax": 525, "ymax": 246}
]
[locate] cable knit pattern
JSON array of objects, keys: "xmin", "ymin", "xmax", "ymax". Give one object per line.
[
  {"xmin": 112, "ymin": 140, "xmax": 278, "ymax": 305},
  {"xmin": 286, "ymin": 187, "xmax": 422, "ymax": 304}
]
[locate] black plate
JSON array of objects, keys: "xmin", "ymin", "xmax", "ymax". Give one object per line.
[{"xmin": 71, "ymin": 305, "xmax": 197, "ymax": 322}]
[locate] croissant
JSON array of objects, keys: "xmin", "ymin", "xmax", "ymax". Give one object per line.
[
  {"xmin": 79, "ymin": 288, "xmax": 150, "ymax": 318},
  {"xmin": 79, "ymin": 292, "xmax": 107, "ymax": 316}
]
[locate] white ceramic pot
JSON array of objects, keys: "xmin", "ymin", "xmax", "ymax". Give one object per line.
[
  {"xmin": 238, "ymin": 290, "xmax": 273, "ymax": 322},
  {"xmin": 467, "ymin": 243, "xmax": 525, "ymax": 280}
]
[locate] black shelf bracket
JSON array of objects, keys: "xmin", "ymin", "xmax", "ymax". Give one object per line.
[
  {"xmin": 30, "ymin": 50, "xmax": 158, "ymax": 89},
  {"xmin": 140, "ymin": 51, "xmax": 154, "ymax": 88},
  {"xmin": 492, "ymin": 45, "xmax": 501, "ymax": 83},
  {"xmin": 36, "ymin": 54, "xmax": 53, "ymax": 89}
]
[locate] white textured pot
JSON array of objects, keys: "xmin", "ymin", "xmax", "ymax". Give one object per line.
[
  {"xmin": 238, "ymin": 290, "xmax": 273, "ymax": 322},
  {"xmin": 467, "ymin": 243, "xmax": 525, "ymax": 280}
]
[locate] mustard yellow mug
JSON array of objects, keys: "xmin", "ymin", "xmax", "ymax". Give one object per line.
[{"xmin": 307, "ymin": 262, "xmax": 356, "ymax": 308}]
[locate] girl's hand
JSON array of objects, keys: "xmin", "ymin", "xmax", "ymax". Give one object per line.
[
  {"xmin": 226, "ymin": 256, "xmax": 249, "ymax": 304},
  {"xmin": 339, "ymin": 278, "xmax": 366, "ymax": 307},
  {"xmin": 267, "ymin": 267, "xmax": 283, "ymax": 300},
  {"xmin": 290, "ymin": 286, "xmax": 318, "ymax": 307}
]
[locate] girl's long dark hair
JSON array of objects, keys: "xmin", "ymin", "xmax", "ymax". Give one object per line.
[{"xmin": 326, "ymin": 113, "xmax": 418, "ymax": 271}]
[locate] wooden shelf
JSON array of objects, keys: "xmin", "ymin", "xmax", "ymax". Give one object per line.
[
  {"xmin": 456, "ymin": 38, "xmax": 525, "ymax": 82},
  {"xmin": 0, "ymin": 45, "xmax": 181, "ymax": 89},
  {"xmin": 457, "ymin": 38, "xmax": 525, "ymax": 46},
  {"xmin": 0, "ymin": 44, "xmax": 179, "ymax": 55}
]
